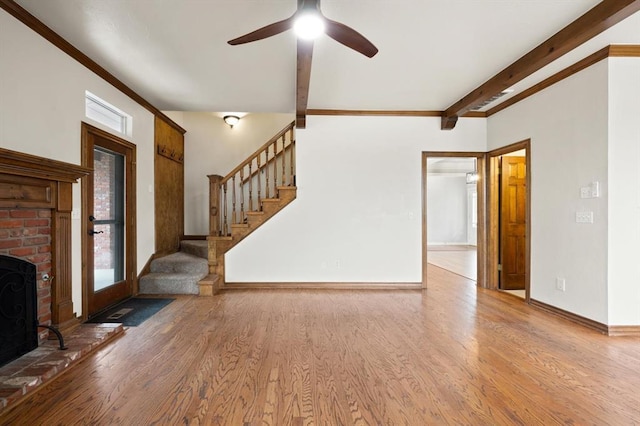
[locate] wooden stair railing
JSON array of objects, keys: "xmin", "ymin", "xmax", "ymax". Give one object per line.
[{"xmin": 201, "ymin": 121, "xmax": 296, "ymax": 295}]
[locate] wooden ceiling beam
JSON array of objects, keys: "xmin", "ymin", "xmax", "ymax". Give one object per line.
[
  {"xmin": 441, "ymin": 0, "xmax": 640, "ymax": 130},
  {"xmin": 296, "ymin": 39, "xmax": 314, "ymax": 129}
]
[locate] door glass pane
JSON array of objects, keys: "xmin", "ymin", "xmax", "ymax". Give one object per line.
[{"xmin": 93, "ymin": 148, "xmax": 125, "ymax": 291}]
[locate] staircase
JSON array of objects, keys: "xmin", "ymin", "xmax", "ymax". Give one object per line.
[
  {"xmin": 200, "ymin": 121, "xmax": 296, "ymax": 295},
  {"xmin": 139, "ymin": 240, "xmax": 209, "ymax": 295}
]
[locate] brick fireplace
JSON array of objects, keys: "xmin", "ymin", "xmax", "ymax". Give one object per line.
[
  {"xmin": 0, "ymin": 147, "xmax": 127, "ymax": 412},
  {"xmin": 0, "ymin": 147, "xmax": 90, "ymax": 340}
]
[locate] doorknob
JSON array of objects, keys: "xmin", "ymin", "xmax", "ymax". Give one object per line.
[{"xmin": 88, "ymin": 230, "xmax": 104, "ymax": 235}]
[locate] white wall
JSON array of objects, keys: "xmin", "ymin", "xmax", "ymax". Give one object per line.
[
  {"xmin": 427, "ymin": 175, "xmax": 469, "ymax": 244},
  {"xmin": 226, "ymin": 116, "xmax": 486, "ymax": 282},
  {"xmin": 607, "ymin": 57, "xmax": 640, "ymax": 326},
  {"xmin": 0, "ymin": 11, "xmax": 156, "ymax": 316},
  {"xmin": 488, "ymin": 61, "xmax": 610, "ymax": 324},
  {"xmin": 164, "ymin": 112, "xmax": 293, "ymax": 235}
]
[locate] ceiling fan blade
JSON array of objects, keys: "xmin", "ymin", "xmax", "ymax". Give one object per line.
[
  {"xmin": 228, "ymin": 16, "xmax": 295, "ymax": 45},
  {"xmin": 323, "ymin": 18, "xmax": 378, "ymax": 58}
]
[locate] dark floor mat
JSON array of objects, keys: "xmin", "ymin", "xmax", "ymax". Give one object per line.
[{"xmin": 87, "ymin": 298, "xmax": 174, "ymax": 326}]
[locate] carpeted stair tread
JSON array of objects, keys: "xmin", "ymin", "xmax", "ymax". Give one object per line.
[
  {"xmin": 139, "ymin": 272, "xmax": 204, "ymax": 295},
  {"xmin": 180, "ymin": 240, "xmax": 208, "ymax": 259},
  {"xmin": 150, "ymin": 252, "xmax": 208, "ymax": 274},
  {"xmin": 140, "ymin": 251, "xmax": 209, "ymax": 295}
]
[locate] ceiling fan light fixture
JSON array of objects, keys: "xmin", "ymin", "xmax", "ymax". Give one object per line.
[{"xmin": 293, "ymin": 12, "xmax": 325, "ymax": 40}]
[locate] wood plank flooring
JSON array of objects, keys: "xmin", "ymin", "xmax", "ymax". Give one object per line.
[
  {"xmin": 1, "ymin": 266, "xmax": 639, "ymax": 425},
  {"xmin": 427, "ymin": 245, "xmax": 477, "ymax": 280}
]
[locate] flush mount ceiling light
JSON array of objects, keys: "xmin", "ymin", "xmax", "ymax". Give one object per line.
[
  {"xmin": 293, "ymin": 12, "xmax": 325, "ymax": 40},
  {"xmin": 223, "ymin": 115, "xmax": 240, "ymax": 128}
]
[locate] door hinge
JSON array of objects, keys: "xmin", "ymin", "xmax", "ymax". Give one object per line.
[{"xmin": 497, "ymin": 264, "xmax": 502, "ymax": 271}]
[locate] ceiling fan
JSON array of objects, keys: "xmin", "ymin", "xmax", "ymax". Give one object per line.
[{"xmin": 228, "ymin": 0, "xmax": 378, "ymax": 58}]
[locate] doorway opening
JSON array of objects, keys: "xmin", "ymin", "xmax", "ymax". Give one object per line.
[
  {"xmin": 487, "ymin": 140, "xmax": 531, "ymax": 301},
  {"xmin": 81, "ymin": 123, "xmax": 137, "ymax": 319},
  {"xmin": 422, "ymin": 152, "xmax": 485, "ymax": 288}
]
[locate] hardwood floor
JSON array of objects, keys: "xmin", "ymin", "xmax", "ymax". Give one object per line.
[
  {"xmin": 503, "ymin": 289, "xmax": 526, "ymax": 299},
  {"xmin": 427, "ymin": 244, "xmax": 477, "ymax": 280},
  {"xmin": 1, "ymin": 266, "xmax": 639, "ymax": 425}
]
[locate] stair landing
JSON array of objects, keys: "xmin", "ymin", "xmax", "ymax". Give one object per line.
[{"xmin": 180, "ymin": 240, "xmax": 208, "ymax": 259}]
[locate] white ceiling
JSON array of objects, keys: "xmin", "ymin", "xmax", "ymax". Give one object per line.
[{"xmin": 13, "ymin": 0, "xmax": 640, "ymax": 113}]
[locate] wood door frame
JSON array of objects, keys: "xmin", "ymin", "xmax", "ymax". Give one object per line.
[
  {"xmin": 422, "ymin": 152, "xmax": 486, "ymax": 289},
  {"xmin": 486, "ymin": 140, "xmax": 531, "ymax": 301},
  {"xmin": 81, "ymin": 122, "xmax": 137, "ymax": 320}
]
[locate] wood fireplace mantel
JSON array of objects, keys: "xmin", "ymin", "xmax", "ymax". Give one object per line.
[{"xmin": 0, "ymin": 147, "xmax": 90, "ymax": 333}]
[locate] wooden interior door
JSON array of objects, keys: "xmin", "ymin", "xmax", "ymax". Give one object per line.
[
  {"xmin": 500, "ymin": 156, "xmax": 527, "ymax": 290},
  {"xmin": 82, "ymin": 123, "xmax": 136, "ymax": 317}
]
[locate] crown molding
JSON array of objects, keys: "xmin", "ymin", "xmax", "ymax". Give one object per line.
[
  {"xmin": 0, "ymin": 0, "xmax": 186, "ymax": 135},
  {"xmin": 307, "ymin": 109, "xmax": 486, "ymax": 118}
]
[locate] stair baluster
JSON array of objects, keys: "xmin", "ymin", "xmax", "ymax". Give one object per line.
[
  {"xmin": 273, "ymin": 139, "xmax": 278, "ymax": 194},
  {"xmin": 223, "ymin": 182, "xmax": 228, "ymax": 236},
  {"xmin": 257, "ymin": 154, "xmax": 262, "ymax": 206},
  {"xmin": 281, "ymin": 135, "xmax": 286, "ymax": 188},
  {"xmin": 265, "ymin": 144, "xmax": 270, "ymax": 199},
  {"xmin": 289, "ymin": 128, "xmax": 295, "ymax": 185},
  {"xmin": 210, "ymin": 121, "xmax": 295, "ymax": 241},
  {"xmin": 232, "ymin": 176, "xmax": 237, "ymax": 225},
  {"xmin": 248, "ymin": 161, "xmax": 253, "ymax": 211},
  {"xmin": 240, "ymin": 168, "xmax": 245, "ymax": 222}
]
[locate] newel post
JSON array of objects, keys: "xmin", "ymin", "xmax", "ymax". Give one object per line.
[{"xmin": 208, "ymin": 175, "xmax": 223, "ymax": 236}]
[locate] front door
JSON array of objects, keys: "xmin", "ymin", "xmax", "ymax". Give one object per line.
[
  {"xmin": 82, "ymin": 123, "xmax": 136, "ymax": 317},
  {"xmin": 500, "ymin": 156, "xmax": 526, "ymax": 290}
]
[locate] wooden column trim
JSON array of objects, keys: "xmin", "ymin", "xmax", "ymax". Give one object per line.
[
  {"xmin": 208, "ymin": 175, "xmax": 223, "ymax": 236},
  {"xmin": 51, "ymin": 199, "xmax": 76, "ymax": 331},
  {"xmin": 0, "ymin": 147, "xmax": 90, "ymax": 332},
  {"xmin": 296, "ymin": 39, "xmax": 314, "ymax": 129}
]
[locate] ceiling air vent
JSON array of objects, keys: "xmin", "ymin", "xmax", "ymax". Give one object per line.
[{"xmin": 470, "ymin": 89, "xmax": 514, "ymax": 111}]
